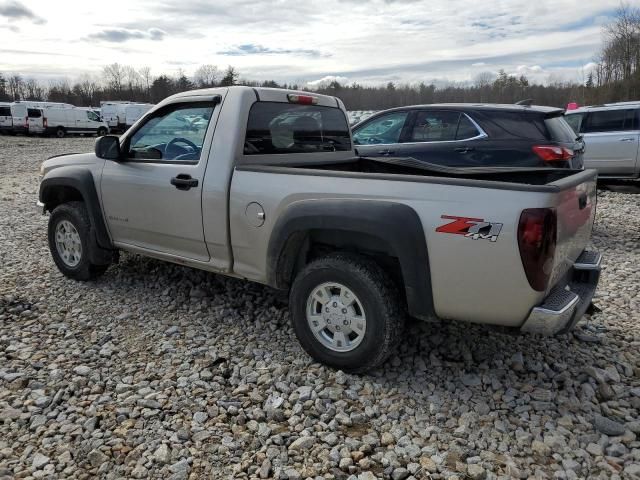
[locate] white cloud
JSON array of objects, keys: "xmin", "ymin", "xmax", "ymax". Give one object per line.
[
  {"xmin": 307, "ymin": 75, "xmax": 349, "ymax": 88},
  {"xmin": 0, "ymin": 0, "xmax": 635, "ymax": 85}
]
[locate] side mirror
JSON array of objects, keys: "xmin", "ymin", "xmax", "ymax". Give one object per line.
[{"xmin": 95, "ymin": 135, "xmax": 122, "ymax": 160}]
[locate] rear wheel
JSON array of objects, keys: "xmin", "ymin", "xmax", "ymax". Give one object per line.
[
  {"xmin": 97, "ymin": 127, "xmax": 108, "ymax": 137},
  {"xmin": 289, "ymin": 253, "xmax": 404, "ymax": 372},
  {"xmin": 55, "ymin": 127, "xmax": 65, "ymax": 138},
  {"xmin": 48, "ymin": 202, "xmax": 110, "ymax": 280}
]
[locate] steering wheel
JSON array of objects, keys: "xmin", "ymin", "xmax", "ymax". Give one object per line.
[{"xmin": 167, "ymin": 137, "xmax": 199, "ymax": 155}]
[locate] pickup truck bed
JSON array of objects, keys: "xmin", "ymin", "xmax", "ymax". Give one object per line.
[
  {"xmin": 38, "ymin": 86, "xmax": 601, "ymax": 372},
  {"xmin": 230, "ymin": 159, "xmax": 598, "ymax": 330}
]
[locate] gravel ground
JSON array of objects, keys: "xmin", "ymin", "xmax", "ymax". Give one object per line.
[{"xmin": 1, "ymin": 135, "xmax": 639, "ymax": 480}]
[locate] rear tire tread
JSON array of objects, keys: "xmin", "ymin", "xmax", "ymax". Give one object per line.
[{"xmin": 290, "ymin": 252, "xmax": 404, "ymax": 373}]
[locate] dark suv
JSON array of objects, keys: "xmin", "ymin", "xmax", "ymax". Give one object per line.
[{"xmin": 352, "ymin": 104, "xmax": 584, "ymax": 169}]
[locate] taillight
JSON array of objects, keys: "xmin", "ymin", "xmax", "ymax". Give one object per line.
[
  {"xmin": 532, "ymin": 145, "xmax": 574, "ymax": 163},
  {"xmin": 517, "ymin": 208, "xmax": 557, "ymax": 291},
  {"xmin": 287, "ymin": 94, "xmax": 318, "ymax": 105},
  {"xmin": 25, "ymin": 117, "xmax": 29, "ymax": 128},
  {"xmin": 43, "ymin": 117, "xmax": 48, "ymax": 128}
]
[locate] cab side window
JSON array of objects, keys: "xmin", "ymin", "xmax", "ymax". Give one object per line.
[
  {"xmin": 126, "ymin": 103, "xmax": 214, "ymax": 162},
  {"xmin": 353, "ymin": 111, "xmax": 408, "ymax": 145},
  {"xmin": 87, "ymin": 111, "xmax": 100, "ymax": 122},
  {"xmin": 410, "ymin": 111, "xmax": 460, "ymax": 142},
  {"xmin": 584, "ymin": 109, "xmax": 637, "ymax": 133}
]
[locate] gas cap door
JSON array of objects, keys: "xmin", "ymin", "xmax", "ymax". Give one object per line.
[{"xmin": 245, "ymin": 202, "xmax": 266, "ymax": 227}]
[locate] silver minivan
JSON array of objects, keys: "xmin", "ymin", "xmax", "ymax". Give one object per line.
[{"xmin": 565, "ymin": 102, "xmax": 640, "ymax": 179}]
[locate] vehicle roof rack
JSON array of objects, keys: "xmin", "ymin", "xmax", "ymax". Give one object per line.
[{"xmin": 515, "ymin": 99, "xmax": 533, "ymax": 106}]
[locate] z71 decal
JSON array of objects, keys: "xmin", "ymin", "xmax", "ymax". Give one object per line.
[{"xmin": 436, "ymin": 215, "xmax": 503, "ymax": 242}]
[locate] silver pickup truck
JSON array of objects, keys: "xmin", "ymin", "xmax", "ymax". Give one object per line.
[{"xmin": 37, "ymin": 87, "xmax": 601, "ymax": 372}]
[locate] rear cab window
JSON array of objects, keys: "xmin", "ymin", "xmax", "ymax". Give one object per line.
[
  {"xmin": 27, "ymin": 108, "xmax": 42, "ymax": 118},
  {"xmin": 245, "ymin": 102, "xmax": 351, "ymax": 154}
]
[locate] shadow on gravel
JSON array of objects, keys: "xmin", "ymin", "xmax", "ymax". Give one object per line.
[
  {"xmin": 99, "ymin": 253, "xmax": 611, "ymax": 397},
  {"xmin": 598, "ymin": 180, "xmax": 640, "ymax": 194}
]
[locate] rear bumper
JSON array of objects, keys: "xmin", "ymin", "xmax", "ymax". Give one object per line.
[{"xmin": 521, "ymin": 250, "xmax": 601, "ymax": 336}]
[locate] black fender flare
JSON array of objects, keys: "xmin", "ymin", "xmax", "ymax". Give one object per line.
[
  {"xmin": 267, "ymin": 200, "xmax": 434, "ymax": 321},
  {"xmin": 39, "ymin": 167, "xmax": 114, "ymax": 260}
]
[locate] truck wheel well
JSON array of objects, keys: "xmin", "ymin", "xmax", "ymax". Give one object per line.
[
  {"xmin": 42, "ymin": 185, "xmax": 84, "ymax": 212},
  {"xmin": 276, "ymin": 229, "xmax": 406, "ymax": 302}
]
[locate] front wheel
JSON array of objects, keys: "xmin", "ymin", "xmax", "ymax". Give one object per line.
[
  {"xmin": 289, "ymin": 253, "xmax": 404, "ymax": 373},
  {"xmin": 48, "ymin": 202, "xmax": 110, "ymax": 280}
]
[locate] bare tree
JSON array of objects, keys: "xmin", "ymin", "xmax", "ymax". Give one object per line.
[
  {"xmin": 24, "ymin": 78, "xmax": 46, "ymax": 100},
  {"xmin": 103, "ymin": 63, "xmax": 124, "ymax": 92},
  {"xmin": 138, "ymin": 66, "xmax": 153, "ymax": 100},
  {"xmin": 194, "ymin": 64, "xmax": 219, "ymax": 88},
  {"xmin": 8, "ymin": 74, "xmax": 24, "ymax": 100},
  {"xmin": 77, "ymin": 74, "xmax": 99, "ymax": 105}
]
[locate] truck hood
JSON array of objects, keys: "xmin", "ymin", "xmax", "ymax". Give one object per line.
[{"xmin": 41, "ymin": 152, "xmax": 102, "ymax": 176}]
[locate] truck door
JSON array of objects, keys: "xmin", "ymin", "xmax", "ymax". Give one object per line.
[
  {"xmin": 582, "ymin": 108, "xmax": 640, "ymax": 176},
  {"xmin": 100, "ymin": 100, "xmax": 220, "ymax": 262}
]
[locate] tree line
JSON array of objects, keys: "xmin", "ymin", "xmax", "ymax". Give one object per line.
[{"xmin": 0, "ymin": 5, "xmax": 638, "ymax": 111}]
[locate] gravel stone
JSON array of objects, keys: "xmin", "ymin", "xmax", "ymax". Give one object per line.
[
  {"xmin": 1, "ymin": 137, "xmax": 639, "ymax": 479},
  {"xmin": 594, "ymin": 414, "xmax": 626, "ymax": 436},
  {"xmin": 31, "ymin": 453, "xmax": 49, "ymax": 470}
]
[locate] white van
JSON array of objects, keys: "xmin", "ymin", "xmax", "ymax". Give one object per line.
[
  {"xmin": 0, "ymin": 102, "xmax": 12, "ymax": 134},
  {"xmin": 100, "ymin": 101, "xmax": 153, "ymax": 132},
  {"xmin": 122, "ymin": 103, "xmax": 153, "ymax": 129},
  {"xmin": 9, "ymin": 103, "xmax": 28, "ymax": 134},
  {"xmin": 27, "ymin": 107, "xmax": 45, "ymax": 134},
  {"xmin": 100, "ymin": 101, "xmax": 132, "ymax": 130},
  {"xmin": 43, "ymin": 107, "xmax": 110, "ymax": 138},
  {"xmin": 22, "ymin": 101, "xmax": 74, "ymax": 109}
]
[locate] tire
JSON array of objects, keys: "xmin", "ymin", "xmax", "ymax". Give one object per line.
[
  {"xmin": 97, "ymin": 127, "xmax": 108, "ymax": 137},
  {"xmin": 55, "ymin": 127, "xmax": 65, "ymax": 138},
  {"xmin": 289, "ymin": 253, "xmax": 404, "ymax": 373},
  {"xmin": 48, "ymin": 202, "xmax": 110, "ymax": 281}
]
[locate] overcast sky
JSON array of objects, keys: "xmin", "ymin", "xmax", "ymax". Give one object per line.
[{"xmin": 0, "ymin": 0, "xmax": 634, "ymax": 87}]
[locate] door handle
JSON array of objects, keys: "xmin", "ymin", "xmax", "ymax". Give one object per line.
[
  {"xmin": 455, "ymin": 147, "xmax": 475, "ymax": 153},
  {"xmin": 376, "ymin": 149, "xmax": 395, "ymax": 156},
  {"xmin": 170, "ymin": 174, "xmax": 199, "ymax": 190},
  {"xmin": 619, "ymin": 137, "xmax": 635, "ymax": 142}
]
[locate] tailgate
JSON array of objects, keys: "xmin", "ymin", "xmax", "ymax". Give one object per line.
[{"xmin": 548, "ymin": 170, "xmax": 597, "ymax": 290}]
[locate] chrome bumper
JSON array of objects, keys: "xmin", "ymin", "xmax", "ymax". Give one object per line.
[
  {"xmin": 36, "ymin": 201, "xmax": 45, "ymax": 215},
  {"xmin": 521, "ymin": 251, "xmax": 601, "ymax": 336}
]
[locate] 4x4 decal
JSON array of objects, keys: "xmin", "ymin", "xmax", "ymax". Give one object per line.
[{"xmin": 436, "ymin": 215, "xmax": 503, "ymax": 242}]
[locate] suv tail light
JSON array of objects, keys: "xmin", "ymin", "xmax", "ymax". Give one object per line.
[
  {"xmin": 517, "ymin": 208, "xmax": 557, "ymax": 291},
  {"xmin": 532, "ymin": 145, "xmax": 574, "ymax": 163}
]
